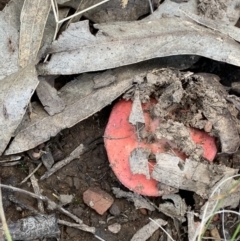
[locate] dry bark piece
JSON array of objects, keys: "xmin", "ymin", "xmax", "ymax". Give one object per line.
[
  {"xmin": 152, "ymin": 153, "xmax": 238, "ymax": 198},
  {"xmin": 6, "ymin": 59, "xmax": 173, "ymax": 154},
  {"xmin": 18, "ymin": 0, "xmax": 51, "ymax": 67},
  {"xmin": 129, "ymin": 147, "xmax": 151, "ymax": 179},
  {"xmin": 155, "ymin": 121, "xmax": 203, "ymax": 160},
  {"xmin": 158, "ymin": 80, "xmax": 183, "ymax": 109},
  {"xmin": 112, "ymin": 187, "xmax": 155, "ymax": 211},
  {"xmin": 184, "ymin": 73, "xmax": 240, "ymax": 153},
  {"xmin": 130, "ymin": 218, "xmax": 167, "ymax": 241},
  {"xmin": 159, "ymin": 194, "xmax": 187, "ymax": 222},
  {"xmin": 129, "ymin": 90, "xmax": 145, "ymax": 125},
  {"xmin": 37, "ymin": 17, "xmax": 240, "ymax": 76},
  {"xmin": 0, "ymin": 65, "xmax": 38, "ymax": 155},
  {"xmin": 0, "ymin": 0, "xmax": 23, "ymax": 80},
  {"xmin": 36, "ymin": 77, "xmax": 66, "ymax": 115},
  {"xmin": 4, "ymin": 215, "xmax": 60, "ymax": 240}
]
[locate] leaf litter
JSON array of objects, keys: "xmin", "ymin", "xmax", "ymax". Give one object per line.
[{"xmin": 1, "ymin": 0, "xmax": 240, "ymax": 240}]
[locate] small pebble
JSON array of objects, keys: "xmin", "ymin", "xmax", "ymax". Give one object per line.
[
  {"xmin": 108, "ymin": 223, "xmax": 121, "ymax": 234},
  {"xmin": 27, "ymin": 149, "xmax": 41, "ymax": 160},
  {"xmin": 109, "ymin": 203, "xmax": 121, "ymax": 216},
  {"xmin": 139, "ymin": 208, "xmax": 147, "ymax": 215}
]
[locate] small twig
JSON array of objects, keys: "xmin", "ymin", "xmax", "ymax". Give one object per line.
[
  {"xmin": 148, "ymin": 0, "xmax": 153, "ymax": 14},
  {"xmin": 40, "ymin": 144, "xmax": 85, "ymax": 180},
  {"xmin": 19, "ymin": 162, "xmax": 42, "ymax": 185},
  {"xmin": 29, "ymin": 164, "xmax": 44, "ymax": 213},
  {"xmin": 58, "ymin": 0, "xmax": 110, "ymax": 24},
  {"xmin": 50, "ymin": 0, "xmax": 59, "ymax": 24},
  {"xmin": 50, "ymin": 0, "xmax": 110, "ymax": 24},
  {"xmin": 0, "ymin": 161, "xmax": 21, "ymax": 166},
  {"xmin": 94, "ymin": 234, "xmax": 106, "ymax": 241},
  {"xmin": 0, "ymin": 184, "xmax": 95, "ymax": 233},
  {"xmin": 58, "ymin": 219, "xmax": 95, "ymax": 233}
]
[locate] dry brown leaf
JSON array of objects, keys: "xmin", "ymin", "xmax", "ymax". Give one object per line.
[
  {"xmin": 159, "ymin": 194, "xmax": 187, "ymax": 222},
  {"xmin": 19, "ymin": 0, "xmax": 51, "ymax": 67},
  {"xmin": 131, "ymin": 218, "xmax": 167, "ymax": 241},
  {"xmin": 0, "ymin": 0, "xmax": 24, "ymax": 80},
  {"xmin": 38, "ymin": 18, "xmax": 240, "ymax": 76},
  {"xmin": 112, "ymin": 187, "xmax": 155, "ymax": 211},
  {"xmin": 0, "ymin": 65, "xmax": 38, "ymax": 155}
]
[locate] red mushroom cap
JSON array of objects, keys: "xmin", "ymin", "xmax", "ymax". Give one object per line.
[{"xmin": 104, "ymin": 100, "xmax": 217, "ymax": 196}]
